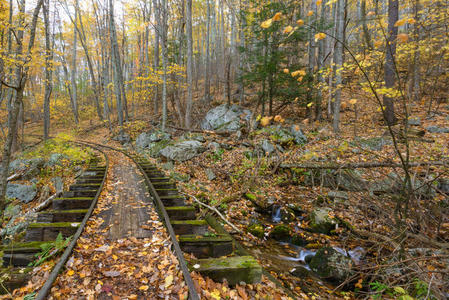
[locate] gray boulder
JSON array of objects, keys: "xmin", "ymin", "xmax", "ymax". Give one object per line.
[
  {"xmin": 114, "ymin": 132, "xmax": 131, "ymax": 144},
  {"xmin": 136, "ymin": 130, "xmax": 171, "ymax": 149},
  {"xmin": 260, "ymin": 139, "xmax": 275, "ymax": 155},
  {"xmin": 52, "ymin": 176, "xmax": 64, "ymax": 193},
  {"xmin": 201, "ymin": 104, "xmax": 252, "ymax": 132},
  {"xmin": 9, "ymin": 158, "xmax": 45, "ymax": 179},
  {"xmin": 160, "ymin": 140, "xmax": 205, "ymax": 161},
  {"xmin": 407, "ymin": 117, "xmax": 421, "ymax": 126},
  {"xmin": 290, "ymin": 125, "xmax": 307, "ymax": 144},
  {"xmin": 370, "ymin": 173, "xmax": 436, "ymax": 198},
  {"xmin": 309, "ymin": 207, "xmax": 337, "ymax": 234},
  {"xmin": 205, "ymin": 168, "xmax": 216, "ymax": 181},
  {"xmin": 309, "ymin": 247, "xmax": 354, "ymax": 284},
  {"xmin": 6, "ymin": 183, "xmax": 37, "ymax": 203},
  {"xmin": 46, "ymin": 153, "xmax": 68, "ymax": 167},
  {"xmin": 438, "ymin": 178, "xmax": 449, "ymax": 195},
  {"xmin": 426, "ymin": 126, "xmax": 449, "ymax": 133},
  {"xmin": 352, "ymin": 137, "xmax": 392, "ymax": 151}
]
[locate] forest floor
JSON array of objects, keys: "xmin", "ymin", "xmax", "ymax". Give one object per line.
[{"xmin": 2, "ymin": 91, "xmax": 449, "ymax": 299}]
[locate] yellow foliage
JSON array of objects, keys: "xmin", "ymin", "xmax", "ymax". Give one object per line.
[
  {"xmin": 307, "ymin": 10, "xmax": 314, "ymax": 16},
  {"xmin": 291, "ymin": 70, "xmax": 306, "ymax": 77},
  {"xmin": 272, "ymin": 12, "xmax": 282, "ymax": 21},
  {"xmin": 283, "ymin": 26, "xmax": 293, "ymax": 34},
  {"xmin": 260, "ymin": 116, "xmax": 273, "ymax": 127},
  {"xmin": 261, "ymin": 18, "xmax": 273, "ymax": 29},
  {"xmin": 296, "ymin": 19, "xmax": 304, "ymax": 26},
  {"xmin": 394, "ymin": 19, "xmax": 407, "ymax": 27},
  {"xmin": 317, "ymin": 0, "xmax": 322, "ymax": 5},
  {"xmin": 314, "ymin": 32, "xmax": 326, "ymax": 41},
  {"xmin": 283, "ymin": 68, "xmax": 290, "ymax": 74},
  {"xmin": 397, "ymin": 33, "xmax": 409, "ymax": 43}
]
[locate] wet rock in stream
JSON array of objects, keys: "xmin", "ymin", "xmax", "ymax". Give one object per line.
[{"xmin": 309, "ymin": 247, "xmax": 354, "ymax": 284}]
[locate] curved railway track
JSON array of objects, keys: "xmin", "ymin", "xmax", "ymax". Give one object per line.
[{"xmin": 3, "ymin": 139, "xmax": 295, "ymax": 299}]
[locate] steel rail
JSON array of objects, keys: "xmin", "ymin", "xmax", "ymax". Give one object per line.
[{"xmin": 35, "ymin": 141, "xmax": 109, "ymax": 300}]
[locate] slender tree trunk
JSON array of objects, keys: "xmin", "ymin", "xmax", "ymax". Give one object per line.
[
  {"xmin": 153, "ymin": 0, "xmax": 160, "ymax": 114},
  {"xmin": 332, "ymin": 0, "xmax": 345, "ymax": 132},
  {"xmin": 161, "ymin": 0, "xmax": 168, "ymax": 130},
  {"xmin": 43, "ymin": 0, "xmax": 52, "ymax": 140},
  {"xmin": 383, "ymin": 0, "xmax": 398, "ymax": 125},
  {"xmin": 204, "ymin": 0, "xmax": 211, "ymax": 102},
  {"xmin": 72, "ymin": 0, "xmax": 79, "ymax": 124},
  {"xmin": 109, "ymin": 0, "xmax": 124, "ymax": 128},
  {"xmin": 361, "ymin": 0, "xmax": 372, "ymax": 50},
  {"xmin": 185, "ymin": 0, "xmax": 193, "ymax": 128}
]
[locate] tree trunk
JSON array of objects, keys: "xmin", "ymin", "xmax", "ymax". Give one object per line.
[
  {"xmin": 204, "ymin": 0, "xmax": 211, "ymax": 102},
  {"xmin": 332, "ymin": 0, "xmax": 345, "ymax": 132},
  {"xmin": 71, "ymin": 0, "xmax": 79, "ymax": 124},
  {"xmin": 185, "ymin": 0, "xmax": 193, "ymax": 128},
  {"xmin": 383, "ymin": 0, "xmax": 398, "ymax": 125},
  {"xmin": 161, "ymin": 0, "xmax": 168, "ymax": 130},
  {"xmin": 43, "ymin": 0, "xmax": 52, "ymax": 140}
]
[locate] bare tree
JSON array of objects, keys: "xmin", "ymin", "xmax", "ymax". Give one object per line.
[
  {"xmin": 204, "ymin": 0, "xmax": 211, "ymax": 102},
  {"xmin": 71, "ymin": 0, "xmax": 79, "ymax": 124},
  {"xmin": 332, "ymin": 0, "xmax": 345, "ymax": 132},
  {"xmin": 185, "ymin": 0, "xmax": 193, "ymax": 128},
  {"xmin": 43, "ymin": 0, "xmax": 53, "ymax": 140}
]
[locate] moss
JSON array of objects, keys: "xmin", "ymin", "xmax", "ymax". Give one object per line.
[
  {"xmin": 54, "ymin": 197, "xmax": 94, "ymax": 201},
  {"xmin": 179, "ymin": 234, "xmax": 232, "ymax": 243},
  {"xmin": 244, "ymin": 193, "xmax": 257, "ymax": 202},
  {"xmin": 39, "ymin": 209, "xmax": 89, "ymax": 214},
  {"xmin": 0, "ymin": 241, "xmax": 48, "ymax": 252},
  {"xmin": 154, "ymin": 188, "xmax": 178, "ymax": 191},
  {"xmin": 247, "ymin": 224, "xmax": 265, "ymax": 239},
  {"xmin": 71, "ymin": 184, "xmax": 101, "ymax": 187},
  {"xmin": 171, "ymin": 220, "xmax": 207, "ymax": 226},
  {"xmin": 270, "ymin": 224, "xmax": 291, "ymax": 241},
  {"xmin": 28, "ymin": 222, "xmax": 80, "ymax": 228},
  {"xmin": 291, "ymin": 234, "xmax": 307, "ymax": 246},
  {"xmin": 159, "ymin": 195, "xmax": 184, "ymax": 199},
  {"xmin": 165, "ymin": 206, "xmax": 195, "ymax": 211}
]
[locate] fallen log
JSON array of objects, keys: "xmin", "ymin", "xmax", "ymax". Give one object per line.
[{"xmin": 279, "ymin": 160, "xmax": 448, "ymax": 170}]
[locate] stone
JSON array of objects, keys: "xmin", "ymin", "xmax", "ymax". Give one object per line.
[
  {"xmin": 52, "ymin": 176, "xmax": 64, "ymax": 193},
  {"xmin": 291, "ymin": 265, "xmax": 311, "ymax": 278},
  {"xmin": 270, "ymin": 224, "xmax": 291, "ymax": 241},
  {"xmin": 260, "ymin": 139, "xmax": 275, "ymax": 155},
  {"xmin": 426, "ymin": 126, "xmax": 449, "ymax": 133},
  {"xmin": 6, "ymin": 183, "xmax": 37, "ymax": 203},
  {"xmin": 208, "ymin": 142, "xmax": 221, "ymax": 152},
  {"xmin": 114, "ymin": 132, "xmax": 131, "ymax": 144},
  {"xmin": 247, "ymin": 223, "xmax": 265, "ymax": 238},
  {"xmin": 327, "ymin": 191, "xmax": 349, "ymax": 201},
  {"xmin": 370, "ymin": 173, "xmax": 436, "ymax": 198},
  {"xmin": 201, "ymin": 104, "xmax": 252, "ymax": 132},
  {"xmin": 305, "ymin": 169, "xmax": 367, "ymax": 191},
  {"xmin": 161, "ymin": 161, "xmax": 175, "ymax": 171},
  {"xmin": 309, "ymin": 247, "xmax": 354, "ymax": 284},
  {"xmin": 291, "ymin": 234, "xmax": 307, "ymax": 247},
  {"xmin": 352, "ymin": 137, "xmax": 392, "ymax": 151},
  {"xmin": 46, "ymin": 153, "xmax": 68, "ymax": 167},
  {"xmin": 160, "ymin": 140, "xmax": 205, "ymax": 162},
  {"xmin": 136, "ymin": 130, "xmax": 171, "ymax": 151},
  {"xmin": 190, "ymin": 256, "xmax": 262, "ymax": 285},
  {"xmin": 438, "ymin": 178, "xmax": 449, "ymax": 195},
  {"xmin": 4, "ymin": 204, "xmax": 21, "ymax": 220},
  {"xmin": 9, "ymin": 158, "xmax": 45, "ymax": 179},
  {"xmin": 290, "ymin": 125, "xmax": 307, "ymax": 144},
  {"xmin": 407, "ymin": 117, "xmax": 421, "ymax": 126},
  {"xmin": 183, "ymin": 132, "xmax": 205, "ymax": 142},
  {"xmin": 205, "ymin": 168, "xmax": 216, "ymax": 181},
  {"xmin": 309, "ymin": 207, "xmax": 337, "ymax": 234}
]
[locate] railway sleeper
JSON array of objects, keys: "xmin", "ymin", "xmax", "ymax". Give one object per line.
[
  {"xmin": 179, "ymin": 234, "xmax": 233, "ymax": 258},
  {"xmin": 69, "ymin": 184, "xmax": 101, "ymax": 191},
  {"xmin": 25, "ymin": 222, "xmax": 80, "ymax": 242},
  {"xmin": 37, "ymin": 209, "xmax": 89, "ymax": 222},
  {"xmin": 170, "ymin": 220, "xmax": 209, "ymax": 235},
  {"xmin": 159, "ymin": 195, "xmax": 187, "ymax": 206},
  {"xmin": 52, "ymin": 197, "xmax": 94, "ymax": 210},
  {"xmin": 165, "ymin": 206, "xmax": 196, "ymax": 220},
  {"xmin": 63, "ymin": 190, "xmax": 98, "ymax": 197}
]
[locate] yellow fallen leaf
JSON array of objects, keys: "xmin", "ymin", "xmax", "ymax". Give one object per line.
[
  {"xmin": 67, "ymin": 270, "xmax": 75, "ymax": 276},
  {"xmin": 211, "ymin": 289, "xmax": 221, "ymax": 300},
  {"xmin": 349, "ymin": 98, "xmax": 357, "ymax": 105},
  {"xmin": 261, "ymin": 18, "xmax": 273, "ymax": 29},
  {"xmin": 283, "ymin": 68, "xmax": 290, "ymax": 74},
  {"xmin": 112, "ymin": 254, "xmax": 118, "ymax": 260},
  {"xmin": 260, "ymin": 116, "xmax": 273, "ymax": 127},
  {"xmin": 367, "ymin": 11, "xmax": 375, "ymax": 16},
  {"xmin": 165, "ymin": 274, "xmax": 173, "ymax": 287},
  {"xmin": 307, "ymin": 102, "xmax": 314, "ymax": 107},
  {"xmin": 139, "ymin": 285, "xmax": 149, "ymax": 291},
  {"xmin": 307, "ymin": 10, "xmax": 314, "ymax": 16},
  {"xmin": 272, "ymin": 12, "xmax": 282, "ymax": 21},
  {"xmin": 355, "ymin": 278, "xmax": 363, "ymax": 289},
  {"xmin": 297, "ymin": 76, "xmax": 304, "ymax": 82},
  {"xmin": 297, "ymin": 19, "xmax": 304, "ymax": 26},
  {"xmin": 283, "ymin": 25, "xmax": 293, "ymax": 34},
  {"xmin": 128, "ymin": 295, "xmax": 138, "ymax": 300}
]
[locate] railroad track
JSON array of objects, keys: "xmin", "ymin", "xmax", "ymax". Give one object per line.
[
  {"xmin": 2, "ymin": 139, "xmax": 292, "ymax": 299},
  {"xmin": 1, "ymin": 141, "xmax": 108, "ymax": 299}
]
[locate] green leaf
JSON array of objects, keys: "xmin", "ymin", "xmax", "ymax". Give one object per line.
[{"xmin": 393, "ymin": 286, "xmax": 407, "ymax": 294}]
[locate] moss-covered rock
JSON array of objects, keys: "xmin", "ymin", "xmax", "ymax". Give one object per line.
[
  {"xmin": 270, "ymin": 224, "xmax": 291, "ymax": 241},
  {"xmin": 291, "ymin": 234, "xmax": 307, "ymax": 246},
  {"xmin": 309, "ymin": 247, "xmax": 354, "ymax": 284},
  {"xmin": 309, "ymin": 207, "xmax": 337, "ymax": 234},
  {"xmin": 247, "ymin": 224, "xmax": 264, "ymax": 238}
]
